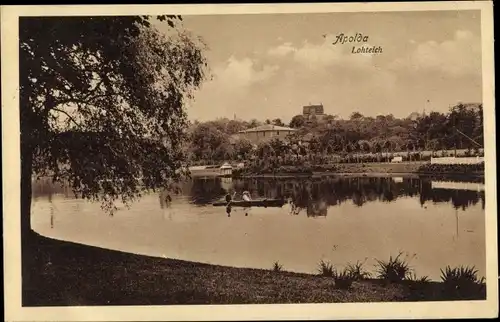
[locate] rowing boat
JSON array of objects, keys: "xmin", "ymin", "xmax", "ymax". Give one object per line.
[{"xmin": 212, "ymin": 199, "xmax": 285, "ymax": 208}]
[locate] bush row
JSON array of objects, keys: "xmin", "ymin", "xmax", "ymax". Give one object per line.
[
  {"xmin": 271, "ymin": 253, "xmax": 485, "ymax": 300},
  {"xmin": 417, "ymin": 163, "xmax": 485, "ymax": 174},
  {"xmin": 233, "ymin": 163, "xmax": 341, "ymax": 176}
]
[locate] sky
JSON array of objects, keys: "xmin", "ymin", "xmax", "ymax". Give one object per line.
[{"xmin": 154, "ymin": 10, "xmax": 482, "ymax": 123}]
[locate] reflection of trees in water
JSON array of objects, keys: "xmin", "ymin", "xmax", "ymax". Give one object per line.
[
  {"xmin": 158, "ymin": 189, "xmax": 172, "ymax": 209},
  {"xmin": 307, "ymin": 199, "xmax": 328, "ymax": 217},
  {"xmin": 446, "ymin": 189, "xmax": 482, "ymax": 211},
  {"xmin": 417, "ymin": 180, "xmax": 483, "ymax": 210},
  {"xmin": 228, "ymin": 177, "xmax": 485, "ymax": 213},
  {"xmin": 34, "ymin": 175, "xmax": 485, "ymax": 216},
  {"xmin": 32, "ymin": 178, "xmax": 74, "ymax": 199},
  {"xmin": 186, "ymin": 178, "xmax": 226, "ymax": 205}
]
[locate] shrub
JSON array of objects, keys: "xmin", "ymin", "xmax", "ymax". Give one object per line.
[
  {"xmin": 272, "ymin": 261, "xmax": 283, "ymax": 272},
  {"xmin": 407, "ymin": 271, "xmax": 430, "ymax": 283},
  {"xmin": 375, "ymin": 252, "xmax": 412, "ymax": 283},
  {"xmin": 405, "ymin": 272, "xmax": 431, "ymax": 293},
  {"xmin": 317, "ymin": 260, "xmax": 335, "ymax": 277},
  {"xmin": 346, "ymin": 260, "xmax": 372, "ymax": 281},
  {"xmin": 317, "ymin": 260, "xmax": 355, "ymax": 289},
  {"xmin": 417, "ymin": 163, "xmax": 484, "ymax": 174},
  {"xmin": 440, "ymin": 265, "xmax": 485, "ymax": 298},
  {"xmin": 231, "ymin": 168, "xmax": 244, "ymax": 178},
  {"xmin": 311, "ymin": 164, "xmax": 339, "ymax": 172},
  {"xmin": 277, "ymin": 165, "xmax": 313, "ymax": 174},
  {"xmin": 332, "ymin": 268, "xmax": 355, "ymax": 289}
]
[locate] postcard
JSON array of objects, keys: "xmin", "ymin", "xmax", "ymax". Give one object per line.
[{"xmin": 2, "ymin": 2, "xmax": 497, "ymax": 320}]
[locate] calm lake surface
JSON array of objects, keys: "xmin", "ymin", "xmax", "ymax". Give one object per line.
[{"xmin": 31, "ymin": 176, "xmax": 486, "ymax": 281}]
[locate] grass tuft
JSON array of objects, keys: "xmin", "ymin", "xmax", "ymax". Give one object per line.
[
  {"xmin": 407, "ymin": 272, "xmax": 430, "ymax": 283},
  {"xmin": 346, "ymin": 260, "xmax": 372, "ymax": 281},
  {"xmin": 440, "ymin": 265, "xmax": 485, "ymax": 298},
  {"xmin": 375, "ymin": 252, "xmax": 412, "ymax": 283},
  {"xmin": 332, "ymin": 268, "xmax": 355, "ymax": 290},
  {"xmin": 317, "ymin": 260, "xmax": 335, "ymax": 277},
  {"xmin": 272, "ymin": 261, "xmax": 283, "ymax": 272}
]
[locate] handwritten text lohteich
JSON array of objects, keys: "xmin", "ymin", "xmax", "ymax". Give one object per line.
[{"xmin": 331, "ymin": 33, "xmax": 383, "ymax": 54}]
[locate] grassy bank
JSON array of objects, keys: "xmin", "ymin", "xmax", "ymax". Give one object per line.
[
  {"xmin": 416, "ymin": 163, "xmax": 484, "ymax": 176},
  {"xmin": 236, "ymin": 162, "xmax": 426, "ymax": 178},
  {"xmin": 24, "ymin": 234, "xmax": 485, "ymax": 306},
  {"xmin": 188, "ymin": 162, "xmax": 485, "ymax": 179}
]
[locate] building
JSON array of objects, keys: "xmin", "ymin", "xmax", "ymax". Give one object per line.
[
  {"xmin": 219, "ymin": 162, "xmax": 233, "ymax": 177},
  {"xmin": 303, "ymin": 104, "xmax": 325, "ymax": 121},
  {"xmin": 234, "ymin": 124, "xmax": 298, "ymax": 145},
  {"xmin": 407, "ymin": 112, "xmax": 421, "ymax": 121}
]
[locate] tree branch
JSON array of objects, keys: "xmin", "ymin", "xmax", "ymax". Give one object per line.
[
  {"xmin": 83, "ymin": 78, "xmax": 106, "ymax": 101},
  {"xmin": 52, "ymin": 108, "xmax": 82, "ymax": 129}
]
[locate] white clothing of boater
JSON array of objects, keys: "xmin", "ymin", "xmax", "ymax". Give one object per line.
[{"xmin": 242, "ymin": 191, "xmax": 252, "ymax": 201}]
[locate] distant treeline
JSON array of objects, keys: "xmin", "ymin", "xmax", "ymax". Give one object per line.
[{"xmin": 185, "ymin": 103, "xmax": 484, "ymax": 165}]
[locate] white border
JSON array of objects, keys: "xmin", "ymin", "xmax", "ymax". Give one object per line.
[{"xmin": 2, "ymin": 2, "xmax": 497, "ymax": 321}]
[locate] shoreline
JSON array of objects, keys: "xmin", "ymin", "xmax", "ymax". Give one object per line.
[
  {"xmin": 24, "ymin": 233, "xmax": 486, "ymax": 306},
  {"xmin": 189, "ymin": 162, "xmax": 485, "ymax": 180},
  {"xmin": 240, "ymin": 172, "xmax": 485, "ymax": 179}
]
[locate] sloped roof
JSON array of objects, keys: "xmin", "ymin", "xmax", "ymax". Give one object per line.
[
  {"xmin": 238, "ymin": 124, "xmax": 297, "ymax": 133},
  {"xmin": 220, "ymin": 162, "xmax": 232, "ymax": 169}
]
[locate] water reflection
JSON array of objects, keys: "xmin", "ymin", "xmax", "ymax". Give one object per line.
[
  {"xmin": 34, "ymin": 176, "xmax": 485, "ymax": 218},
  {"xmin": 48, "ymin": 192, "xmax": 54, "ymax": 229},
  {"xmin": 190, "ymin": 177, "xmax": 485, "ymax": 216}
]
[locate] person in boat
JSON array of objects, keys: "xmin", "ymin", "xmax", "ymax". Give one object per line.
[
  {"xmin": 242, "ymin": 191, "xmax": 251, "ymax": 216},
  {"xmin": 242, "ymin": 191, "xmax": 252, "ymax": 201},
  {"xmin": 225, "ymin": 191, "xmax": 237, "ymax": 204}
]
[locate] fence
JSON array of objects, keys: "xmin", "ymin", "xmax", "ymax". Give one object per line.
[
  {"xmin": 430, "ymin": 157, "xmax": 484, "ymax": 165},
  {"xmin": 431, "ymin": 181, "xmax": 485, "ymax": 191}
]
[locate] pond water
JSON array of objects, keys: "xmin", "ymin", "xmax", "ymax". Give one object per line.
[{"xmin": 31, "ymin": 176, "xmax": 486, "ymax": 281}]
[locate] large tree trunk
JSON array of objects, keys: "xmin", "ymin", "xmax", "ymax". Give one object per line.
[
  {"xmin": 21, "ymin": 133, "xmax": 36, "ymax": 304},
  {"xmin": 21, "ymin": 145, "xmax": 34, "ymax": 239}
]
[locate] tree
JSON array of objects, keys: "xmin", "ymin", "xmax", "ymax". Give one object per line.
[
  {"xmin": 415, "ymin": 111, "xmax": 447, "ymax": 150},
  {"xmin": 190, "ymin": 123, "xmax": 230, "ymax": 162},
  {"xmin": 289, "ymin": 115, "xmax": 306, "ymax": 128},
  {"xmin": 233, "ymin": 137, "xmax": 253, "ymax": 160},
  {"xmin": 272, "ymin": 118, "xmax": 285, "ymax": 127},
  {"xmin": 472, "ymin": 104, "xmax": 484, "ymax": 147},
  {"xmin": 382, "ymin": 140, "xmax": 392, "ymax": 162},
  {"xmin": 323, "ymin": 114, "xmax": 338, "ymax": 125},
  {"xmin": 20, "ymin": 16, "xmax": 208, "ymax": 247},
  {"xmin": 427, "ymin": 138, "xmax": 440, "ymax": 156},
  {"xmin": 350, "ymin": 112, "xmax": 364, "ymax": 120},
  {"xmin": 447, "ymin": 103, "xmax": 481, "ymax": 150},
  {"xmin": 248, "ymin": 119, "xmax": 261, "ymax": 128},
  {"xmin": 372, "ymin": 141, "xmax": 383, "ymax": 161},
  {"xmin": 226, "ymin": 119, "xmax": 246, "ymax": 134},
  {"xmin": 256, "ymin": 141, "xmax": 275, "ymax": 159},
  {"xmin": 268, "ymin": 137, "xmax": 287, "ymax": 157},
  {"xmin": 351, "ymin": 141, "xmax": 361, "ymax": 163},
  {"xmin": 386, "ymin": 136, "xmax": 404, "ymax": 152},
  {"xmin": 358, "ymin": 140, "xmax": 371, "ymax": 154}
]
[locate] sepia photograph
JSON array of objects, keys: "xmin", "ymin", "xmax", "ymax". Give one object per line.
[{"xmin": 2, "ymin": 2, "xmax": 497, "ymax": 321}]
